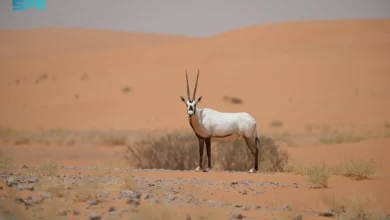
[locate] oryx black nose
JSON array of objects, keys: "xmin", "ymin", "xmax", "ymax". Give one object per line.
[{"xmin": 189, "ymin": 106, "xmax": 194, "ymax": 111}]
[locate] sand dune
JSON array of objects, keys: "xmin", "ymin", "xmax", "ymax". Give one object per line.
[
  {"xmin": 0, "ymin": 28, "xmax": 196, "ymax": 59},
  {"xmin": 0, "ymin": 19, "xmax": 389, "ymax": 131},
  {"xmin": 1, "ymin": 19, "xmax": 390, "ymax": 218}
]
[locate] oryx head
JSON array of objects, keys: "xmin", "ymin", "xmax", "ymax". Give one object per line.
[{"xmin": 180, "ymin": 69, "xmax": 202, "ymax": 117}]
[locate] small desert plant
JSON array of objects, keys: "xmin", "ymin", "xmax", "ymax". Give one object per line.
[
  {"xmin": 38, "ymin": 160, "xmax": 60, "ymax": 176},
  {"xmin": 272, "ymin": 131, "xmax": 290, "ymax": 142},
  {"xmin": 0, "ymin": 150, "xmax": 12, "ymax": 167},
  {"xmin": 340, "ymin": 195, "xmax": 384, "ymax": 220},
  {"xmin": 80, "ymin": 73, "xmax": 88, "ymax": 80},
  {"xmin": 319, "ymin": 133, "xmax": 365, "ymax": 145},
  {"xmin": 321, "ymin": 124, "xmax": 332, "ymax": 134},
  {"xmin": 98, "ymin": 130, "xmax": 129, "ymax": 146},
  {"xmin": 305, "ymin": 162, "xmax": 332, "ymax": 188},
  {"xmin": 340, "ymin": 159, "xmax": 376, "ymax": 180},
  {"xmin": 122, "ymin": 86, "xmax": 132, "ymax": 93},
  {"xmin": 269, "ymin": 120, "xmax": 284, "ymax": 128},
  {"xmin": 222, "ymin": 95, "xmax": 243, "ymax": 104},
  {"xmin": 304, "ymin": 124, "xmax": 314, "ymax": 133},
  {"xmin": 323, "ymin": 194, "xmax": 384, "ymax": 220},
  {"xmin": 0, "ymin": 127, "xmax": 136, "ymax": 146},
  {"xmin": 125, "ymin": 131, "xmax": 198, "ymax": 170}
]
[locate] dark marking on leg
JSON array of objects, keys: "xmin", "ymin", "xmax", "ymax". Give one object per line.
[
  {"xmin": 205, "ymin": 137, "xmax": 212, "ymax": 170},
  {"xmin": 255, "ymin": 137, "xmax": 260, "ymax": 171},
  {"xmin": 198, "ymin": 137, "xmax": 205, "ymax": 170}
]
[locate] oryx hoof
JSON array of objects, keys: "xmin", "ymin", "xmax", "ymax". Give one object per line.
[
  {"xmin": 249, "ymin": 168, "xmax": 257, "ymax": 173},
  {"xmin": 203, "ymin": 167, "xmax": 211, "ymax": 172},
  {"xmin": 195, "ymin": 166, "xmax": 202, "ymax": 172}
]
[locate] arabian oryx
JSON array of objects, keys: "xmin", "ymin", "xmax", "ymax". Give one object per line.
[{"xmin": 180, "ymin": 69, "xmax": 260, "ymax": 173}]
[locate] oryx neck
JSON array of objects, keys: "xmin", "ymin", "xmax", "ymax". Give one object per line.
[{"xmin": 188, "ymin": 108, "xmax": 203, "ymax": 136}]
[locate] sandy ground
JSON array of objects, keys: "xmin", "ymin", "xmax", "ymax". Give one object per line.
[{"xmin": 0, "ymin": 19, "xmax": 390, "ymax": 219}]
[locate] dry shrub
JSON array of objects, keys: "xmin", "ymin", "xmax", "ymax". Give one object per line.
[
  {"xmin": 122, "ymin": 86, "xmax": 132, "ymax": 93},
  {"xmin": 216, "ymin": 137, "xmax": 289, "ymax": 172},
  {"xmin": 383, "ymin": 121, "xmax": 390, "ymax": 129},
  {"xmin": 125, "ymin": 131, "xmax": 289, "ymax": 172},
  {"xmin": 319, "ymin": 133, "xmax": 365, "ymax": 145},
  {"xmin": 222, "ymin": 95, "xmax": 243, "ymax": 104},
  {"xmin": 269, "ymin": 120, "xmax": 284, "ymax": 128},
  {"xmin": 0, "ymin": 150, "xmax": 12, "ymax": 167},
  {"xmin": 37, "ymin": 160, "xmax": 60, "ymax": 177},
  {"xmin": 303, "ymin": 162, "xmax": 332, "ymax": 188},
  {"xmin": 125, "ymin": 132, "xmax": 198, "ymax": 170},
  {"xmin": 340, "ymin": 158, "xmax": 376, "ymax": 180}
]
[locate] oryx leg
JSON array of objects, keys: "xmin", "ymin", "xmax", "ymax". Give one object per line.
[
  {"xmin": 195, "ymin": 137, "xmax": 205, "ymax": 172},
  {"xmin": 204, "ymin": 137, "xmax": 212, "ymax": 172},
  {"xmin": 244, "ymin": 136, "xmax": 259, "ymax": 173}
]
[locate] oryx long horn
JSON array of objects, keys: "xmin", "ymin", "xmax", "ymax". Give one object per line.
[
  {"xmin": 185, "ymin": 70, "xmax": 191, "ymax": 100},
  {"xmin": 192, "ymin": 69, "xmax": 200, "ymax": 100}
]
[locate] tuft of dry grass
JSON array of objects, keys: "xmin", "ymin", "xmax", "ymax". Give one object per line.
[
  {"xmin": 269, "ymin": 120, "xmax": 284, "ymax": 128},
  {"xmin": 0, "ymin": 150, "xmax": 13, "ymax": 167},
  {"xmin": 303, "ymin": 122, "xmax": 390, "ymax": 145},
  {"xmin": 319, "ymin": 133, "xmax": 366, "ymax": 145},
  {"xmin": 322, "ymin": 193, "xmax": 385, "ymax": 220},
  {"xmin": 212, "ymin": 161, "xmax": 224, "ymax": 172},
  {"xmin": 304, "ymin": 124, "xmax": 314, "ymax": 133},
  {"xmin": 286, "ymin": 161, "xmax": 333, "ymax": 188},
  {"xmin": 0, "ymin": 127, "xmax": 138, "ymax": 146},
  {"xmin": 304, "ymin": 162, "xmax": 332, "ymax": 188},
  {"xmin": 222, "ymin": 95, "xmax": 243, "ymax": 104},
  {"xmin": 383, "ymin": 121, "xmax": 390, "ymax": 129},
  {"xmin": 37, "ymin": 160, "xmax": 60, "ymax": 177},
  {"xmin": 125, "ymin": 131, "xmax": 289, "ymax": 172},
  {"xmin": 286, "ymin": 158, "xmax": 376, "ymax": 184},
  {"xmin": 122, "ymin": 86, "xmax": 132, "ymax": 93},
  {"xmin": 339, "ymin": 158, "xmax": 376, "ymax": 180}
]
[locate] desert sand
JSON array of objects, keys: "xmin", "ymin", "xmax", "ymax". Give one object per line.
[{"xmin": 0, "ymin": 19, "xmax": 390, "ymax": 219}]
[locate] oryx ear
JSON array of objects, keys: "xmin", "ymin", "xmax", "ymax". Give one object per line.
[
  {"xmin": 196, "ymin": 96, "xmax": 202, "ymax": 103},
  {"xmin": 180, "ymin": 96, "xmax": 186, "ymax": 102}
]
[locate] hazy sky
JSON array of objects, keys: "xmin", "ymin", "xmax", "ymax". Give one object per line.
[{"xmin": 1, "ymin": 0, "xmax": 390, "ymax": 37}]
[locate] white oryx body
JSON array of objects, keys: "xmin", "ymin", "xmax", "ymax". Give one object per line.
[
  {"xmin": 180, "ymin": 70, "xmax": 260, "ymax": 173},
  {"xmin": 188, "ymin": 108, "xmax": 258, "ymax": 142}
]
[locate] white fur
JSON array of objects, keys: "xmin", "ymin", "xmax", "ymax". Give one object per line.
[{"xmin": 189, "ymin": 107, "xmax": 258, "ymax": 142}]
